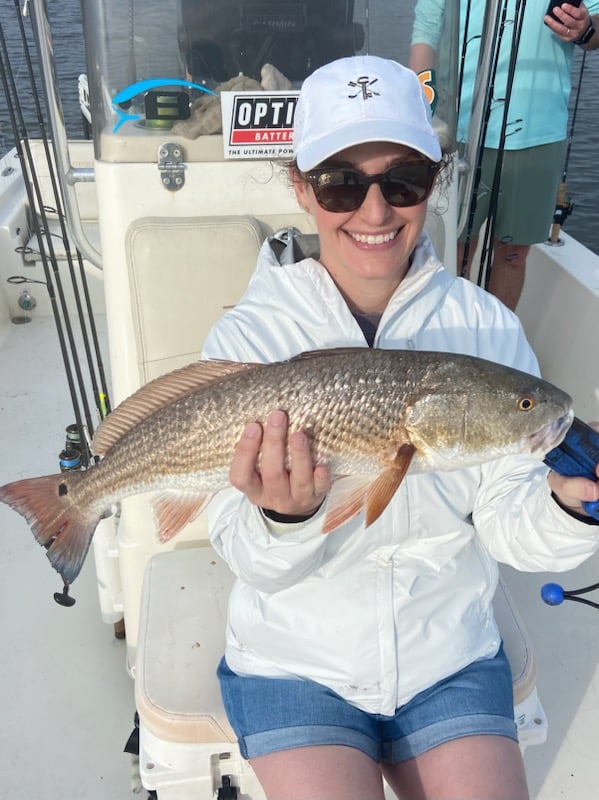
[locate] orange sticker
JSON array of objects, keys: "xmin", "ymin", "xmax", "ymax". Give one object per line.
[{"xmin": 417, "ymin": 69, "xmax": 437, "ymax": 115}]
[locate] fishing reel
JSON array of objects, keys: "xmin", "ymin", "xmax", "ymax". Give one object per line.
[
  {"xmin": 552, "ymin": 196, "xmax": 574, "ymax": 228},
  {"xmin": 50, "ymin": 422, "xmax": 90, "ymax": 607},
  {"xmin": 541, "ymin": 581, "xmax": 599, "ymax": 611}
]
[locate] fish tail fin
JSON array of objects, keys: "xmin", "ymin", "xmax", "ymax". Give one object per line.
[{"xmin": 0, "ymin": 473, "xmax": 99, "ymax": 585}]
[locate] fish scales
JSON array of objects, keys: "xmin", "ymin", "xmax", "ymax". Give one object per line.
[
  {"xmin": 54, "ymin": 352, "xmax": 409, "ymax": 515},
  {"xmin": 101, "ymin": 351, "xmax": 410, "ymax": 484},
  {"xmin": 0, "ymin": 347, "xmax": 574, "ymax": 585}
]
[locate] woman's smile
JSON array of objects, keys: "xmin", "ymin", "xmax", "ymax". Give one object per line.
[{"xmin": 345, "ymin": 227, "xmax": 401, "ymax": 246}]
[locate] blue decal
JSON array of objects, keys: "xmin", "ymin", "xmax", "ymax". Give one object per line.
[{"xmin": 111, "ymin": 79, "xmax": 217, "ymax": 132}]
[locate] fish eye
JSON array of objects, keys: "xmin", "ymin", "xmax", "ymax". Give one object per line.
[{"xmin": 517, "ymin": 394, "xmax": 536, "ymax": 412}]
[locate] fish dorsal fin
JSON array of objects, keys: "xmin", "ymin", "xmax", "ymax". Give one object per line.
[
  {"xmin": 153, "ymin": 491, "xmax": 213, "ymax": 542},
  {"xmin": 364, "ymin": 444, "xmax": 415, "ymax": 527},
  {"xmin": 92, "ymin": 359, "xmax": 259, "ymax": 456},
  {"xmin": 291, "ymin": 346, "xmax": 368, "ymax": 362}
]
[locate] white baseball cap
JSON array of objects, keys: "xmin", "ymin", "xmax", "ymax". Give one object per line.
[{"xmin": 293, "ymin": 55, "xmax": 442, "ymax": 171}]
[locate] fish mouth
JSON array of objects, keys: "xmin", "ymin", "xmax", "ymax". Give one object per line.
[{"xmin": 527, "ymin": 409, "xmax": 574, "ymax": 455}]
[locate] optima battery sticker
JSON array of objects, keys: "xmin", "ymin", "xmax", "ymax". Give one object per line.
[{"xmin": 221, "ymin": 91, "xmax": 300, "ymax": 160}]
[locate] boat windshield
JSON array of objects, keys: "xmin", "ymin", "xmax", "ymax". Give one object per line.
[{"xmin": 80, "ymin": 0, "xmax": 460, "ymax": 162}]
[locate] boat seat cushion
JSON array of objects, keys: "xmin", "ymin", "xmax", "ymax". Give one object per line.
[
  {"xmin": 126, "ymin": 214, "xmax": 269, "ymax": 382},
  {"xmin": 135, "ymin": 547, "xmax": 237, "ymax": 744},
  {"xmin": 135, "ymin": 549, "xmax": 537, "ymax": 746}
]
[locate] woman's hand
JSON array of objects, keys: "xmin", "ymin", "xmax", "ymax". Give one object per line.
[
  {"xmin": 229, "ymin": 409, "xmax": 331, "ymax": 517},
  {"xmin": 548, "ymin": 419, "xmax": 599, "ymax": 519},
  {"xmin": 548, "ymin": 463, "xmax": 599, "ymax": 518}
]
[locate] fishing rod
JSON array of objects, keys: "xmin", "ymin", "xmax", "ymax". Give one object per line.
[
  {"xmin": 0, "ymin": 22, "xmax": 92, "ymax": 470},
  {"xmin": 476, "ymin": 0, "xmax": 527, "ymax": 291},
  {"xmin": 459, "ymin": 0, "xmax": 507, "ymax": 277},
  {"xmin": 1, "ymin": 5, "xmax": 111, "ymax": 607},
  {"xmin": 457, "ymin": 0, "xmax": 474, "ymax": 119},
  {"xmin": 1, "ymin": 3, "xmax": 111, "ymax": 465},
  {"xmin": 548, "ymin": 50, "xmax": 587, "ymax": 244},
  {"xmin": 1, "ymin": 11, "xmax": 95, "ymax": 455},
  {"xmin": 15, "ymin": 0, "xmax": 110, "ymax": 418},
  {"xmin": 25, "ymin": 0, "xmax": 112, "ymax": 426}
]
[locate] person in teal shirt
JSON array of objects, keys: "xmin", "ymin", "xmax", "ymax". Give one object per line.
[{"xmin": 411, "ymin": 0, "xmax": 599, "ymax": 310}]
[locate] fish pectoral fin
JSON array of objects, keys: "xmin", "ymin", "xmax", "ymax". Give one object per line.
[
  {"xmin": 153, "ymin": 492, "xmax": 212, "ymax": 542},
  {"xmin": 321, "ymin": 444, "xmax": 416, "ymax": 534},
  {"xmin": 364, "ymin": 443, "xmax": 415, "ymax": 527},
  {"xmin": 322, "ymin": 476, "xmax": 373, "ymax": 533}
]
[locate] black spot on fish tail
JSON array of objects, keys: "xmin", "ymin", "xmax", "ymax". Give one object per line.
[{"xmin": 0, "ymin": 472, "xmax": 100, "ymax": 585}]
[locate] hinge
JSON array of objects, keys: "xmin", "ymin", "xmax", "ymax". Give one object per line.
[{"xmin": 157, "ymin": 142, "xmax": 186, "ymax": 191}]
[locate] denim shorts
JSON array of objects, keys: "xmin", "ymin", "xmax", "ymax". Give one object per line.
[{"xmin": 217, "ymin": 645, "xmax": 517, "ymax": 762}]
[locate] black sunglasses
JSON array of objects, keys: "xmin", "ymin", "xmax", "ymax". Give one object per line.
[{"xmin": 304, "ymin": 161, "xmax": 440, "ymax": 213}]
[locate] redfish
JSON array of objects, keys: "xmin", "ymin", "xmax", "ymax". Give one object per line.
[{"xmin": 0, "ymin": 348, "xmax": 573, "ymax": 585}]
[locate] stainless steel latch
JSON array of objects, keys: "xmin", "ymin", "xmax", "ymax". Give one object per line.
[{"xmin": 158, "ymin": 142, "xmax": 186, "ymax": 191}]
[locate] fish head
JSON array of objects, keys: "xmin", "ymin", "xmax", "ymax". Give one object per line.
[{"xmin": 403, "ymin": 355, "xmax": 574, "ymax": 471}]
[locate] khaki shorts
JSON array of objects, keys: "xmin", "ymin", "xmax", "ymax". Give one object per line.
[{"xmin": 461, "ymin": 140, "xmax": 567, "ymax": 246}]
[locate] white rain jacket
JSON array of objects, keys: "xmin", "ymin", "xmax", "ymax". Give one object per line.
[{"xmin": 202, "ymin": 233, "xmax": 599, "ymax": 715}]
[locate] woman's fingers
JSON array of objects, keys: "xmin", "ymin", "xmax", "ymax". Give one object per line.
[{"xmin": 229, "ymin": 411, "xmax": 330, "ymax": 515}]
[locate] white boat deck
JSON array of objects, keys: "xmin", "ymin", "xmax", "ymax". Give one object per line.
[
  {"xmin": 2, "ymin": 312, "xmax": 599, "ymax": 799},
  {"xmin": 0, "ymin": 316, "xmax": 137, "ymax": 799}
]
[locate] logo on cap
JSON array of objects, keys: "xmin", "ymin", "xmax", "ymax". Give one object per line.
[{"xmin": 347, "ymin": 76, "xmax": 380, "ymax": 100}]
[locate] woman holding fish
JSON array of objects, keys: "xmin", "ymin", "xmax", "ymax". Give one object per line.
[
  {"xmin": 202, "ymin": 56, "xmax": 599, "ymax": 800},
  {"xmin": 2, "ymin": 53, "xmax": 597, "ymax": 800}
]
